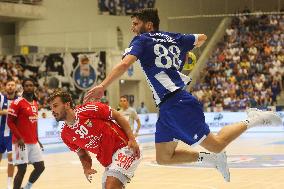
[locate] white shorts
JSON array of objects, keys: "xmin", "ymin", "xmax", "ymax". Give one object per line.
[
  {"xmin": 102, "ymin": 146, "xmax": 142, "ymax": 188},
  {"xmin": 12, "ymin": 143, "xmax": 43, "ymax": 165}
]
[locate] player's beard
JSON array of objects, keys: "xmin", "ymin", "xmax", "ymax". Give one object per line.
[
  {"xmin": 138, "ymin": 24, "xmax": 148, "ymax": 34},
  {"xmin": 23, "ymin": 92, "xmax": 35, "ymax": 102},
  {"xmin": 55, "ymin": 108, "xmax": 67, "ymax": 122},
  {"xmin": 6, "ymin": 91, "xmax": 15, "ymax": 98}
]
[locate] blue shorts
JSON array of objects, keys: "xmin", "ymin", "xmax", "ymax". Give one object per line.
[
  {"xmin": 155, "ymin": 90, "xmax": 210, "ymax": 146},
  {"xmin": 0, "ymin": 136, "xmax": 12, "ymax": 153}
]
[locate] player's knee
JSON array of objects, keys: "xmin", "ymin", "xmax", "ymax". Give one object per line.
[
  {"xmin": 105, "ymin": 182, "xmax": 122, "ymax": 189},
  {"xmin": 7, "ymin": 157, "xmax": 13, "ymax": 164},
  {"xmin": 8, "ymin": 159, "xmax": 13, "ymax": 165},
  {"xmin": 35, "ymin": 163, "xmax": 45, "ymax": 173},
  {"xmin": 17, "ymin": 165, "xmax": 27, "ymax": 175}
]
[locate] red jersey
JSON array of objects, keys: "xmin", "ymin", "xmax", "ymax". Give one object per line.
[
  {"xmin": 8, "ymin": 97, "xmax": 38, "ymax": 144},
  {"xmin": 61, "ymin": 102, "xmax": 129, "ymax": 167}
]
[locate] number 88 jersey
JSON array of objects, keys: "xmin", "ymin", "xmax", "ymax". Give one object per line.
[{"xmin": 123, "ymin": 31, "xmax": 197, "ymax": 105}]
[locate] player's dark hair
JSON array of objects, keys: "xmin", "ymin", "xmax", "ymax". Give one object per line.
[
  {"xmin": 131, "ymin": 8, "xmax": 160, "ymax": 31},
  {"xmin": 48, "ymin": 89, "xmax": 75, "ymax": 109},
  {"xmin": 22, "ymin": 78, "xmax": 35, "ymax": 87}
]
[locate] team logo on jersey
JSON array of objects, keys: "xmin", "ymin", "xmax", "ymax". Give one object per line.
[
  {"xmin": 85, "ymin": 119, "xmax": 93, "ymax": 127},
  {"xmin": 31, "ymin": 106, "xmax": 37, "ymax": 113},
  {"xmin": 29, "ymin": 116, "xmax": 38, "ymax": 123}
]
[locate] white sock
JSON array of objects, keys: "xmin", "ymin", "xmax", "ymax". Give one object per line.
[
  {"xmin": 7, "ymin": 177, "xmax": 13, "ymax": 189},
  {"xmin": 24, "ymin": 182, "xmax": 33, "ymax": 189},
  {"xmin": 197, "ymin": 152, "xmax": 217, "ymax": 163}
]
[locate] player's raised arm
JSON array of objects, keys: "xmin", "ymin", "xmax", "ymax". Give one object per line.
[
  {"xmin": 77, "ymin": 149, "xmax": 97, "ymax": 183},
  {"xmin": 83, "ymin": 54, "xmax": 137, "ymax": 103},
  {"xmin": 195, "ymin": 34, "xmax": 207, "ymax": 47}
]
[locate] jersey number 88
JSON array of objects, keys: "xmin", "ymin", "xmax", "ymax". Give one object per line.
[{"xmin": 154, "ymin": 44, "xmax": 182, "ymax": 70}]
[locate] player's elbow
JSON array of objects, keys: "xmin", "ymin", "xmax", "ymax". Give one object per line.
[{"xmin": 120, "ymin": 61, "xmax": 132, "ymax": 71}]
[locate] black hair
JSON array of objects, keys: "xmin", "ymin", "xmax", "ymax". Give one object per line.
[
  {"xmin": 22, "ymin": 78, "xmax": 35, "ymax": 87},
  {"xmin": 131, "ymin": 8, "xmax": 160, "ymax": 31}
]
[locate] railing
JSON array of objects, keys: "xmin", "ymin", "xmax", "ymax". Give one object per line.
[{"xmin": 0, "ymin": 0, "xmax": 42, "ymax": 5}]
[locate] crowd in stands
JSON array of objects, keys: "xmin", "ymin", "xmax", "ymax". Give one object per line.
[
  {"xmin": 192, "ymin": 13, "xmax": 284, "ymax": 112},
  {"xmin": 0, "ymin": 55, "xmax": 52, "ymax": 110},
  {"xmin": 0, "ymin": 52, "xmax": 106, "ymax": 112}
]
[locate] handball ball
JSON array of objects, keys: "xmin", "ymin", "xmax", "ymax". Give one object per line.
[{"xmin": 183, "ymin": 52, "xmax": 197, "ymax": 71}]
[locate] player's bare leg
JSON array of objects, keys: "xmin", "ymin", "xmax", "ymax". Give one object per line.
[
  {"xmin": 0, "ymin": 153, "xmax": 15, "ymax": 189},
  {"xmin": 105, "ymin": 176, "xmax": 124, "ymax": 189},
  {"xmin": 7, "ymin": 152, "xmax": 15, "ymax": 189},
  {"xmin": 22, "ymin": 161, "xmax": 45, "ymax": 189},
  {"xmin": 155, "ymin": 141, "xmax": 199, "ymax": 164},
  {"xmin": 13, "ymin": 164, "xmax": 27, "ymax": 189},
  {"xmin": 200, "ymin": 122, "xmax": 247, "ymax": 153},
  {"xmin": 155, "ymin": 141, "xmax": 230, "ymax": 182}
]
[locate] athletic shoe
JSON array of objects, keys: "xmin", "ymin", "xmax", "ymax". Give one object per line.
[
  {"xmin": 246, "ymin": 108, "xmax": 282, "ymax": 128},
  {"xmin": 215, "ymin": 151, "xmax": 230, "ymax": 182}
]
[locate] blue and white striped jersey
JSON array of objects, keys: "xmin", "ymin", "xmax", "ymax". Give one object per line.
[
  {"xmin": 124, "ymin": 31, "xmax": 197, "ymax": 105},
  {"xmin": 0, "ymin": 94, "xmax": 15, "ymax": 138}
]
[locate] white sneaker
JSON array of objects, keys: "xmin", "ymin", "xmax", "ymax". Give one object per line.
[
  {"xmin": 246, "ymin": 108, "xmax": 282, "ymax": 128},
  {"xmin": 215, "ymin": 152, "xmax": 230, "ymax": 182}
]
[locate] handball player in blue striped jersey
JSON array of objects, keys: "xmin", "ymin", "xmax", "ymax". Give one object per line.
[{"xmin": 84, "ymin": 8, "xmax": 282, "ymax": 182}]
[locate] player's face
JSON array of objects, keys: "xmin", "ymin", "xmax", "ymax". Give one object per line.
[
  {"xmin": 5, "ymin": 81, "xmax": 16, "ymax": 95},
  {"xmin": 23, "ymin": 81, "xmax": 35, "ymax": 94},
  {"xmin": 50, "ymin": 97, "xmax": 68, "ymax": 122},
  {"xmin": 131, "ymin": 17, "xmax": 148, "ymax": 35},
  {"xmin": 119, "ymin": 97, "xmax": 129, "ymax": 109}
]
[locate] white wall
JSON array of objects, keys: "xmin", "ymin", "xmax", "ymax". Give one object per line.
[{"xmin": 17, "ymin": 0, "xmax": 134, "ymax": 50}]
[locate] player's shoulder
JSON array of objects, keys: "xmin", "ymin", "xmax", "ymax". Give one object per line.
[
  {"xmin": 130, "ymin": 34, "xmax": 146, "ymax": 44},
  {"xmin": 12, "ymin": 97, "xmax": 24, "ymax": 105},
  {"xmin": 60, "ymin": 123, "xmax": 71, "ymax": 136},
  {"xmin": 74, "ymin": 102, "xmax": 101, "ymax": 114}
]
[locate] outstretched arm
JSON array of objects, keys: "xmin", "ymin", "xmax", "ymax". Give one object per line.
[
  {"xmin": 84, "ymin": 55, "xmax": 137, "ymax": 103},
  {"xmin": 101, "ymin": 54, "xmax": 137, "ymax": 89}
]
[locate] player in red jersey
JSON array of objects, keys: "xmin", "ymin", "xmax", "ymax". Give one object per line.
[
  {"xmin": 48, "ymin": 89, "xmax": 141, "ymax": 189},
  {"xmin": 7, "ymin": 78, "xmax": 45, "ymax": 189}
]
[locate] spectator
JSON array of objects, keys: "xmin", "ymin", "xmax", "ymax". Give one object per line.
[
  {"xmin": 137, "ymin": 102, "xmax": 149, "ymax": 114},
  {"xmin": 119, "ymin": 96, "xmax": 141, "ymax": 137}
]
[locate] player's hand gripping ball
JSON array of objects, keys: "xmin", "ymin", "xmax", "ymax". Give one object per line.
[{"xmin": 183, "ymin": 52, "xmax": 197, "ymax": 71}]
